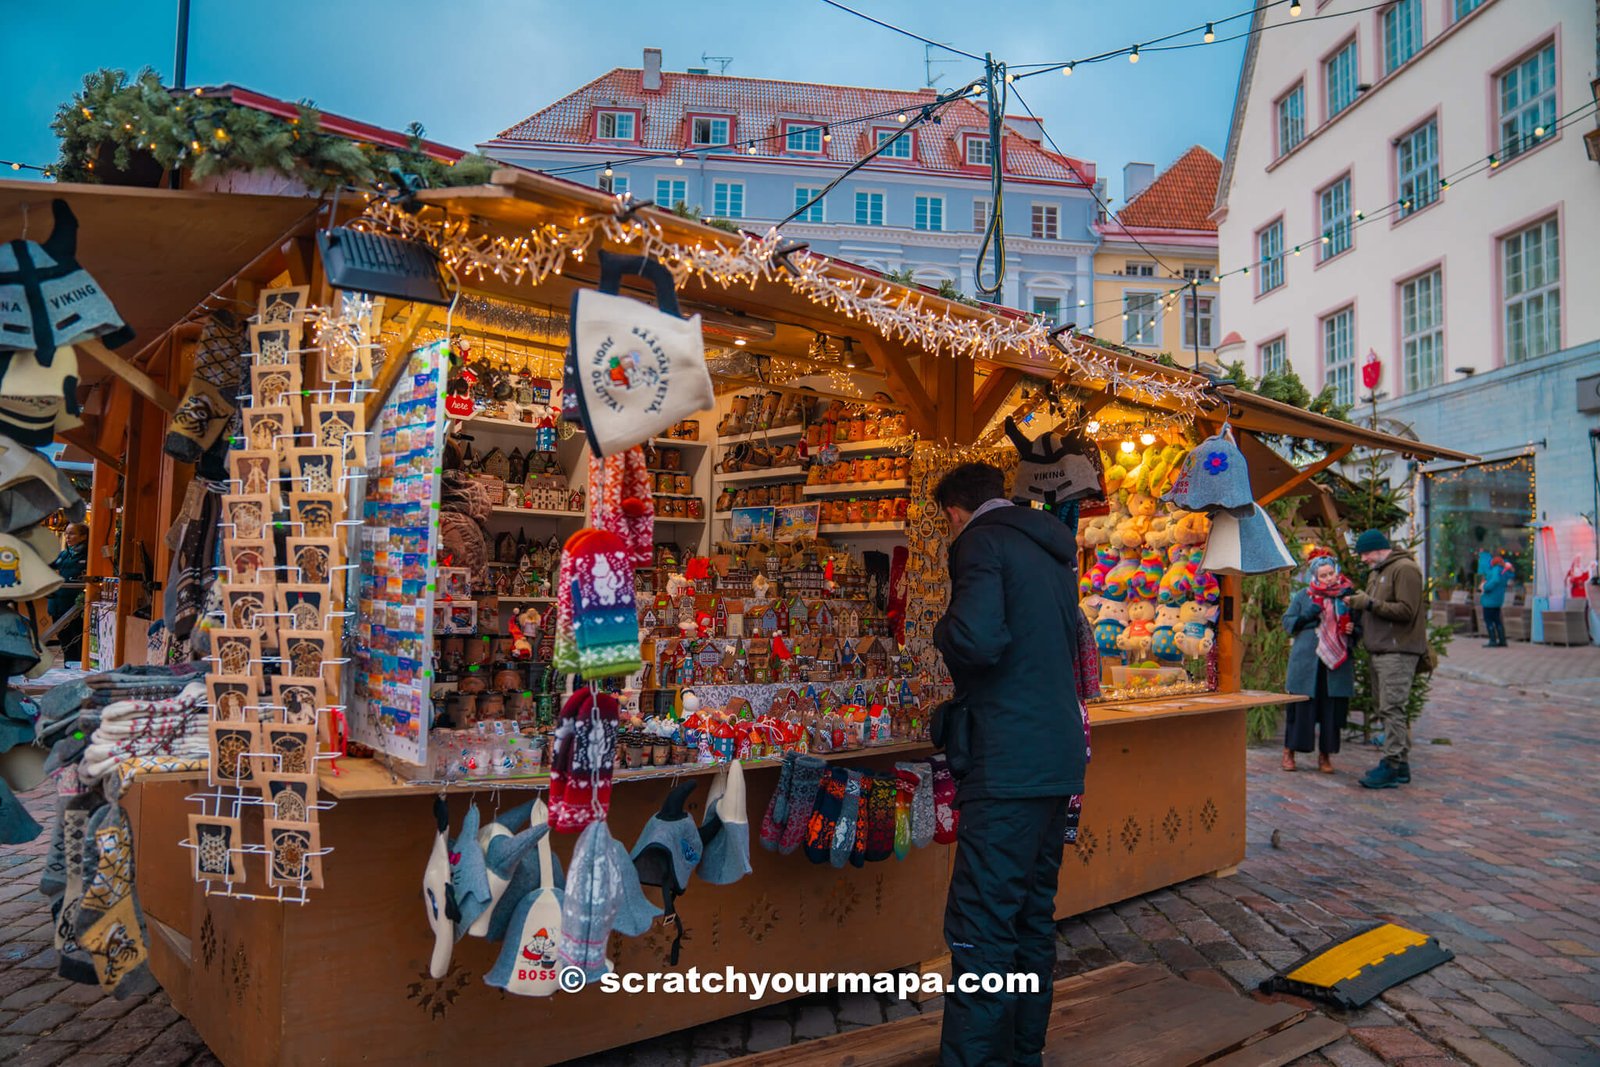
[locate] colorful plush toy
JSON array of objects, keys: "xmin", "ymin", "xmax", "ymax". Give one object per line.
[
  {"xmin": 1132, "ymin": 547, "xmax": 1166, "ymax": 599},
  {"xmin": 1082, "ymin": 547, "xmax": 1118, "ymax": 597},
  {"xmin": 1125, "ymin": 490, "xmax": 1158, "ymax": 534},
  {"xmin": 1100, "ymin": 521, "xmax": 1144, "ymax": 600},
  {"xmin": 1116, "ymin": 595, "xmax": 1157, "ymax": 662},
  {"xmin": 1159, "ymin": 545, "xmax": 1204, "ymax": 605},
  {"xmin": 1150, "ymin": 603, "xmax": 1183, "ymax": 663},
  {"xmin": 1093, "ymin": 594, "xmax": 1129, "ymax": 659},
  {"xmin": 1081, "ymin": 593, "xmax": 1106, "ymax": 626},
  {"xmin": 1174, "ymin": 600, "xmax": 1216, "ymax": 658}
]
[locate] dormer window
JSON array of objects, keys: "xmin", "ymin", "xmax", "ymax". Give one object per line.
[
  {"xmin": 964, "ymin": 135, "xmax": 992, "ymax": 166},
  {"xmin": 785, "ymin": 122, "xmax": 823, "ymax": 154},
  {"xmin": 596, "ymin": 110, "xmax": 636, "ymax": 141},
  {"xmin": 691, "ymin": 116, "xmax": 731, "ymax": 147},
  {"xmin": 874, "ymin": 128, "xmax": 913, "ymax": 159}
]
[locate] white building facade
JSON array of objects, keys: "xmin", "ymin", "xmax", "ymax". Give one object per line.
[{"xmin": 1214, "ymin": 0, "xmax": 1600, "ymax": 618}]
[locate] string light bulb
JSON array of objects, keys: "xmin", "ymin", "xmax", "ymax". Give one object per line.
[
  {"xmin": 822, "ymin": 125, "xmax": 832, "ymax": 142},
  {"xmin": 1290, "ymin": 0, "xmax": 1302, "ymax": 14},
  {"xmin": 1004, "ymin": 72, "xmax": 1015, "ymax": 84},
  {"xmin": 1534, "ymin": 125, "xmax": 1545, "ymax": 137},
  {"xmin": 1063, "ymin": 62, "xmax": 1075, "ymax": 76},
  {"xmin": 8, "ymin": 163, "xmax": 18, "ymax": 172},
  {"xmin": 1140, "ymin": 430, "xmax": 1157, "ymax": 446},
  {"xmin": 602, "ymin": 163, "xmax": 613, "ymax": 176},
  {"xmin": 1204, "ymin": 23, "xmax": 1215, "ymax": 42},
  {"xmin": 1489, "ymin": 153, "xmax": 1500, "ymax": 168},
  {"xmin": 897, "ymin": 111, "xmax": 908, "ymax": 123},
  {"xmin": 674, "ymin": 153, "xmax": 684, "ymax": 166},
  {"xmin": 1120, "ymin": 439, "xmax": 1136, "ymax": 454},
  {"xmin": 1086, "ymin": 419, "xmax": 1101, "ymax": 434},
  {"xmin": 1129, "ymin": 45, "xmax": 1140, "ymax": 63},
  {"xmin": 747, "ymin": 142, "xmax": 757, "ymax": 155}
]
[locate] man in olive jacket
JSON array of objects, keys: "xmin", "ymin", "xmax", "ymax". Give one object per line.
[
  {"xmin": 1347, "ymin": 529, "xmax": 1427, "ymax": 789},
  {"xmin": 931, "ymin": 463, "xmax": 1085, "ymax": 1067}
]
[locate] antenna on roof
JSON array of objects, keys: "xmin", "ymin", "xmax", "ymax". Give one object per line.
[
  {"xmin": 701, "ymin": 53, "xmax": 733, "ymax": 74},
  {"xmin": 924, "ymin": 43, "xmax": 957, "ymax": 88}
]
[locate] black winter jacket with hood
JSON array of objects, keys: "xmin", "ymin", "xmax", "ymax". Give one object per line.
[{"xmin": 933, "ymin": 503, "xmax": 1085, "ymax": 802}]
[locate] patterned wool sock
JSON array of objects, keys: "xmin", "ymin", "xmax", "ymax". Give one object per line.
[
  {"xmin": 898, "ymin": 761, "xmax": 934, "ymax": 849},
  {"xmin": 803, "ymin": 768, "xmax": 848, "ymax": 865},
  {"xmin": 929, "ymin": 755, "xmax": 958, "ymax": 845},
  {"xmin": 73, "ymin": 803, "xmax": 157, "ymax": 998},
  {"xmin": 164, "ymin": 311, "xmax": 247, "ymax": 463},
  {"xmin": 893, "ymin": 768, "xmax": 917, "ymax": 860},
  {"xmin": 863, "ymin": 773, "xmax": 897, "ymax": 863},
  {"xmin": 758, "ymin": 751, "xmax": 796, "ymax": 852},
  {"xmin": 831, "ymin": 769, "xmax": 864, "ymax": 869},
  {"xmin": 52, "ymin": 791, "xmax": 100, "ymax": 986},
  {"xmin": 779, "ymin": 755, "xmax": 827, "ymax": 855}
]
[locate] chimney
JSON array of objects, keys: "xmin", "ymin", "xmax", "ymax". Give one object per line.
[
  {"xmin": 1123, "ymin": 162, "xmax": 1156, "ymax": 202},
  {"xmin": 1003, "ymin": 116, "xmax": 1045, "ymax": 144},
  {"xmin": 642, "ymin": 48, "xmax": 663, "ymax": 91}
]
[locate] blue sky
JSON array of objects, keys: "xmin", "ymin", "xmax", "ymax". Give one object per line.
[{"xmin": 4, "ymin": 0, "xmax": 1248, "ymax": 203}]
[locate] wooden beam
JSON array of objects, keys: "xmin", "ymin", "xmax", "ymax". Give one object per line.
[
  {"xmin": 59, "ymin": 426, "xmax": 124, "ymax": 472},
  {"xmin": 971, "ymin": 368, "xmax": 1022, "ymax": 436},
  {"xmin": 78, "ymin": 337, "xmax": 180, "ymax": 414},
  {"xmin": 859, "ymin": 336, "xmax": 934, "ymax": 438},
  {"xmin": 1257, "ymin": 443, "xmax": 1353, "ymax": 506},
  {"xmin": 362, "ymin": 303, "xmax": 427, "ymax": 423}
]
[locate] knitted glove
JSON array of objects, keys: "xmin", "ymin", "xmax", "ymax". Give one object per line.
[
  {"xmin": 164, "ymin": 312, "xmax": 247, "ymax": 463},
  {"xmin": 803, "ymin": 767, "xmax": 848, "ymax": 865},
  {"xmin": 898, "ymin": 761, "xmax": 935, "ymax": 849},
  {"xmin": 929, "ymin": 755, "xmax": 958, "ymax": 845},
  {"xmin": 779, "ymin": 755, "xmax": 827, "ymax": 855}
]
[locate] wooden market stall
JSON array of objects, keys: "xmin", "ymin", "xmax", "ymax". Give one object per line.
[{"xmin": 32, "ymin": 169, "xmax": 1475, "ymax": 1066}]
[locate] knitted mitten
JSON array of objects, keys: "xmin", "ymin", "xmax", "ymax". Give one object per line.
[
  {"xmin": 758, "ymin": 751, "xmax": 796, "ymax": 852},
  {"xmin": 803, "ymin": 768, "xmax": 848, "ymax": 865},
  {"xmin": 781, "ymin": 755, "xmax": 828, "ymax": 855},
  {"xmin": 863, "ymin": 773, "xmax": 897, "ymax": 863},
  {"xmin": 73, "ymin": 803, "xmax": 157, "ymax": 998},
  {"xmin": 831, "ymin": 769, "xmax": 864, "ymax": 869},
  {"xmin": 567, "ymin": 530, "xmax": 641, "ymax": 680},
  {"xmin": 893, "ymin": 768, "xmax": 918, "ymax": 860},
  {"xmin": 898, "ymin": 761, "xmax": 935, "ymax": 849},
  {"xmin": 587, "ymin": 447, "xmax": 655, "ymax": 568},
  {"xmin": 929, "ymin": 755, "xmax": 958, "ymax": 845},
  {"xmin": 550, "ymin": 689, "xmax": 618, "ymax": 833},
  {"xmin": 165, "ymin": 312, "xmax": 247, "ymax": 463},
  {"xmin": 546, "ymin": 693, "xmax": 582, "ymax": 818},
  {"xmin": 551, "ymin": 531, "xmax": 587, "ymax": 674}
]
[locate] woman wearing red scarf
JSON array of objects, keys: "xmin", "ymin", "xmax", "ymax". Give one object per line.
[{"xmin": 1281, "ymin": 552, "xmax": 1355, "ymax": 772}]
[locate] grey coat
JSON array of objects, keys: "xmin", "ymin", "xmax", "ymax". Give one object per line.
[{"xmin": 1282, "ymin": 590, "xmax": 1355, "ymax": 698}]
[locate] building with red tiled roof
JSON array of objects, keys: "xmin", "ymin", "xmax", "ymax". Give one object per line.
[
  {"xmin": 1089, "ymin": 148, "xmax": 1222, "ymax": 369},
  {"xmin": 480, "ymin": 49, "xmax": 1100, "ymax": 316}
]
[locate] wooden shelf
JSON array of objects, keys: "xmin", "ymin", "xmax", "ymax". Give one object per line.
[
  {"xmin": 819, "ymin": 522, "xmax": 907, "ymax": 535},
  {"xmin": 650, "ymin": 436, "xmax": 710, "ymax": 449},
  {"xmin": 716, "ymin": 425, "xmax": 804, "ymax": 445},
  {"xmin": 650, "ymin": 492, "xmax": 698, "ymax": 501},
  {"xmin": 460, "ymin": 413, "xmax": 549, "ymax": 432},
  {"xmin": 803, "ymin": 479, "xmax": 909, "ymax": 497},
  {"xmin": 654, "ymin": 516, "xmax": 707, "ymax": 525},
  {"xmin": 485, "ymin": 595, "xmax": 555, "ymax": 604},
  {"xmin": 488, "ymin": 506, "xmax": 585, "ymax": 519},
  {"xmin": 833, "ymin": 437, "xmax": 910, "ymax": 455},
  {"xmin": 716, "ymin": 465, "xmax": 808, "ymax": 484},
  {"xmin": 1087, "ymin": 689, "xmax": 1295, "ymax": 726}
]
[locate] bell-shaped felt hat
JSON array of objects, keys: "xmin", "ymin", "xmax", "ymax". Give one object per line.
[
  {"xmin": 698, "ymin": 759, "xmax": 751, "ymax": 886},
  {"xmin": 1162, "ymin": 424, "xmax": 1253, "ymax": 512},
  {"xmin": 630, "ymin": 779, "xmax": 701, "ymax": 965},
  {"xmin": 0, "ymin": 200, "xmax": 132, "ymax": 356},
  {"xmin": 1202, "ymin": 503, "xmax": 1296, "ymax": 575}
]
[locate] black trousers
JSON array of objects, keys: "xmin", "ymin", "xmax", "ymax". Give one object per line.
[
  {"xmin": 1284, "ymin": 664, "xmax": 1347, "ymax": 755},
  {"xmin": 940, "ymin": 795, "xmax": 1069, "ymax": 1067},
  {"xmin": 1482, "ymin": 606, "xmax": 1505, "ymax": 644}
]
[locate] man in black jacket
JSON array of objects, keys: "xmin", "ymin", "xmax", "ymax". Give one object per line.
[{"xmin": 932, "ymin": 462, "xmax": 1085, "ymax": 1067}]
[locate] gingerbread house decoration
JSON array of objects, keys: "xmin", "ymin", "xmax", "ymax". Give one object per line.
[{"xmin": 810, "ymin": 601, "xmax": 834, "ymax": 634}]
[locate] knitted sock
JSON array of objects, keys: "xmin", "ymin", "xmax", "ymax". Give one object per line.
[
  {"xmin": 781, "ymin": 755, "xmax": 827, "ymax": 855},
  {"xmin": 898, "ymin": 761, "xmax": 934, "ymax": 849},
  {"xmin": 73, "ymin": 803, "xmax": 156, "ymax": 998},
  {"xmin": 758, "ymin": 751, "xmax": 796, "ymax": 852},
  {"xmin": 165, "ymin": 312, "xmax": 247, "ymax": 463},
  {"xmin": 863, "ymin": 773, "xmax": 897, "ymax": 863},
  {"xmin": 929, "ymin": 755, "xmax": 958, "ymax": 845},
  {"xmin": 803, "ymin": 768, "xmax": 848, "ymax": 865},
  {"xmin": 52, "ymin": 791, "xmax": 99, "ymax": 986},
  {"xmin": 831, "ymin": 769, "xmax": 863, "ymax": 868},
  {"xmin": 893, "ymin": 768, "xmax": 917, "ymax": 860}
]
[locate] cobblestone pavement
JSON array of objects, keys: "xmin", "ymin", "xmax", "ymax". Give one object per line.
[
  {"xmin": 1435, "ymin": 636, "xmax": 1600, "ymax": 700},
  {"xmin": 4, "ymin": 670, "xmax": 1597, "ymax": 1066}
]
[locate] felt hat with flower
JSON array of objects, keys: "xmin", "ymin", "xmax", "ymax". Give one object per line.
[{"xmin": 1162, "ymin": 423, "xmax": 1253, "ymax": 513}]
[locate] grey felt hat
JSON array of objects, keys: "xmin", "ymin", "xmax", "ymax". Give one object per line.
[
  {"xmin": 1163, "ymin": 424, "xmax": 1253, "ymax": 512},
  {"xmin": 630, "ymin": 780, "xmax": 701, "ymax": 965},
  {"xmin": 1201, "ymin": 503, "xmax": 1296, "ymax": 575},
  {"xmin": 449, "ymin": 805, "xmax": 492, "ymax": 940},
  {"xmin": 697, "ymin": 760, "xmax": 752, "ymax": 886},
  {"xmin": 0, "ymin": 200, "xmax": 132, "ymax": 355}
]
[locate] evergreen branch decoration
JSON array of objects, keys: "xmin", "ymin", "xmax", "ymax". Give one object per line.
[{"xmin": 51, "ymin": 68, "xmax": 496, "ymax": 192}]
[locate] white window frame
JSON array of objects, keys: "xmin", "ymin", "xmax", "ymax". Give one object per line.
[
  {"xmin": 1125, "ymin": 261, "xmax": 1156, "ymax": 277},
  {"xmin": 854, "ymin": 190, "xmax": 885, "ymax": 227},
  {"xmin": 1325, "ymin": 38, "xmax": 1359, "ymax": 119},
  {"xmin": 913, "ymin": 194, "xmax": 944, "ymax": 232},
  {"xmin": 1396, "ymin": 118, "xmax": 1439, "ymax": 219},
  {"xmin": 972, "ymin": 197, "xmax": 992, "ymax": 234},
  {"xmin": 1032, "ymin": 296, "xmax": 1062, "ymax": 326},
  {"xmin": 711, "ymin": 180, "xmax": 744, "ymax": 219},
  {"xmin": 599, "ymin": 173, "xmax": 629, "ymax": 196},
  {"xmin": 1400, "ymin": 268, "xmax": 1444, "ymax": 392},
  {"xmin": 655, "ymin": 178, "xmax": 687, "ymax": 209},
  {"xmin": 1182, "ymin": 266, "xmax": 1213, "ymax": 281},
  {"xmin": 1258, "ymin": 219, "xmax": 1284, "ymax": 294},
  {"xmin": 1501, "ymin": 216, "xmax": 1561, "ymax": 364},
  {"xmin": 1453, "ymin": 0, "xmax": 1484, "ymax": 20},
  {"xmin": 1322, "ymin": 308, "xmax": 1356, "ymax": 406},
  {"xmin": 1382, "ymin": 0, "xmax": 1422, "ymax": 76},
  {"xmin": 793, "ymin": 186, "xmax": 825, "ymax": 223},
  {"xmin": 690, "ymin": 116, "xmax": 730, "ymax": 148},
  {"xmin": 1319, "ymin": 175, "xmax": 1352, "ymax": 261},
  {"xmin": 1123, "ymin": 291, "xmax": 1161, "ymax": 347},
  {"xmin": 965, "ymin": 135, "xmax": 992, "ymax": 167},
  {"xmin": 1259, "ymin": 336, "xmax": 1287, "ymax": 377},
  {"xmin": 1498, "ymin": 42, "xmax": 1557, "ymax": 161},
  {"xmin": 1181, "ymin": 294, "xmax": 1215, "ymax": 350},
  {"xmin": 1277, "ymin": 83, "xmax": 1306, "ymax": 156},
  {"xmin": 596, "ymin": 110, "xmax": 635, "ymax": 141},
  {"xmin": 1031, "ymin": 203, "xmax": 1060, "ymax": 240},
  {"xmin": 874, "ymin": 128, "xmax": 913, "ymax": 160},
  {"xmin": 785, "ymin": 122, "xmax": 823, "ymax": 154}
]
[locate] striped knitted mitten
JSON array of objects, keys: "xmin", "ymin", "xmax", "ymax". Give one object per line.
[
  {"xmin": 898, "ymin": 761, "xmax": 935, "ymax": 848},
  {"xmin": 929, "ymin": 755, "xmax": 958, "ymax": 845}
]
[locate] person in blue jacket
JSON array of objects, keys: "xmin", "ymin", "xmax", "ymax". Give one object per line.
[
  {"xmin": 1479, "ymin": 555, "xmax": 1512, "ymax": 647},
  {"xmin": 931, "ymin": 462, "xmax": 1084, "ymax": 1067},
  {"xmin": 1281, "ymin": 554, "xmax": 1355, "ymax": 773}
]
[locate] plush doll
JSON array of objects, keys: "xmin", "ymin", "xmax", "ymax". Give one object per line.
[
  {"xmin": 1100, "ymin": 451, "xmax": 1128, "ymax": 495},
  {"xmin": 1159, "ymin": 548, "xmax": 1198, "ymax": 605},
  {"xmin": 1125, "ymin": 490, "xmax": 1158, "ymax": 536},
  {"xmin": 1150, "ymin": 603, "xmax": 1183, "ymax": 664},
  {"xmin": 1093, "ymin": 593, "xmax": 1129, "ymax": 659},
  {"xmin": 1082, "ymin": 546, "xmax": 1118, "ymax": 597},
  {"xmin": 1174, "ymin": 600, "xmax": 1216, "ymax": 658},
  {"xmin": 1081, "ymin": 593, "xmax": 1106, "ymax": 626},
  {"xmin": 1145, "ymin": 514, "xmax": 1176, "ymax": 554},
  {"xmin": 1100, "ymin": 521, "xmax": 1145, "ymax": 599},
  {"xmin": 1117, "ymin": 594, "xmax": 1157, "ymax": 662},
  {"xmin": 1132, "ymin": 547, "xmax": 1166, "ymax": 599}
]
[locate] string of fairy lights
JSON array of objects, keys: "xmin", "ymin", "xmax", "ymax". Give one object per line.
[{"xmin": 1421, "ymin": 453, "xmax": 1538, "ymax": 533}]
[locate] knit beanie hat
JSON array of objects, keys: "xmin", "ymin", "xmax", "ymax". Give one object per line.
[
  {"xmin": 486, "ymin": 799, "xmax": 566, "ymax": 942},
  {"xmin": 1004, "ymin": 416, "xmax": 1106, "ymax": 508},
  {"xmin": 1354, "ymin": 528, "xmax": 1391, "ymax": 554},
  {"xmin": 779, "ymin": 754, "xmax": 827, "ymax": 855},
  {"xmin": 423, "ymin": 796, "xmax": 455, "ymax": 978},
  {"xmin": 558, "ymin": 820, "xmax": 624, "ymax": 982},
  {"xmin": 0, "ymin": 200, "xmax": 132, "ymax": 355},
  {"xmin": 928, "ymin": 755, "xmax": 958, "ymax": 844},
  {"xmin": 549, "ymin": 688, "xmax": 619, "ymax": 834},
  {"xmin": 588, "ymin": 447, "xmax": 655, "ymax": 568},
  {"xmin": 698, "ymin": 759, "xmax": 751, "ymax": 886},
  {"xmin": 484, "ymin": 825, "xmax": 565, "ymax": 997},
  {"xmin": 1163, "ymin": 424, "xmax": 1252, "ymax": 513},
  {"xmin": 630, "ymin": 780, "xmax": 701, "ymax": 964},
  {"xmin": 73, "ymin": 802, "xmax": 157, "ymax": 999},
  {"xmin": 1201, "ymin": 503, "xmax": 1296, "ymax": 576},
  {"xmin": 164, "ymin": 311, "xmax": 248, "ymax": 463},
  {"xmin": 897, "ymin": 761, "xmax": 935, "ymax": 849}
]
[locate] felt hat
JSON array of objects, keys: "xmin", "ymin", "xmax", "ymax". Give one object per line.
[
  {"xmin": 0, "ymin": 777, "xmax": 41, "ymax": 845},
  {"xmin": 449, "ymin": 805, "xmax": 492, "ymax": 942},
  {"xmin": 0, "ymin": 440, "xmax": 83, "ymax": 533},
  {"xmin": 1354, "ymin": 529, "xmax": 1391, "ymax": 554},
  {"xmin": 0, "ymin": 607, "xmax": 42, "ymax": 679},
  {"xmin": 0, "ymin": 394, "xmax": 79, "ymax": 449},
  {"xmin": 485, "ymin": 820, "xmax": 565, "ymax": 997},
  {"xmin": 486, "ymin": 799, "xmax": 566, "ymax": 942},
  {"xmin": 467, "ymin": 803, "xmax": 547, "ymax": 939},
  {"xmin": 558, "ymin": 820, "xmax": 626, "ymax": 982},
  {"xmin": 0, "ymin": 532, "xmax": 61, "ymax": 601},
  {"xmin": 605, "ymin": 831, "xmax": 661, "ymax": 937},
  {"xmin": 1201, "ymin": 503, "xmax": 1296, "ymax": 576},
  {"xmin": 422, "ymin": 797, "xmax": 455, "ymax": 979},
  {"xmin": 0, "ymin": 200, "xmax": 132, "ymax": 355},
  {"xmin": 1003, "ymin": 416, "xmax": 1106, "ymax": 508},
  {"xmin": 698, "ymin": 759, "xmax": 752, "ymax": 885},
  {"xmin": 1162, "ymin": 425, "xmax": 1253, "ymax": 512},
  {"xmin": 0, "ymin": 689, "xmax": 38, "ymax": 757},
  {"xmin": 630, "ymin": 780, "xmax": 701, "ymax": 964}
]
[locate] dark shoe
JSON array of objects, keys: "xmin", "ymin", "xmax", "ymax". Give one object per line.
[
  {"xmin": 1396, "ymin": 762, "xmax": 1411, "ymax": 784},
  {"xmin": 1318, "ymin": 753, "xmax": 1334, "ymax": 774},
  {"xmin": 1360, "ymin": 761, "xmax": 1401, "ymax": 789},
  {"xmin": 1281, "ymin": 750, "xmax": 1297, "ymax": 772}
]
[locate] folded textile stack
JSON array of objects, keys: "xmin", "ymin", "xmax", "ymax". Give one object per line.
[{"xmin": 81, "ymin": 681, "xmax": 210, "ymax": 794}]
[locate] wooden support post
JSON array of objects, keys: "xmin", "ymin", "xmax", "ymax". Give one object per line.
[
  {"xmin": 1257, "ymin": 443, "xmax": 1352, "ymax": 505},
  {"xmin": 1216, "ymin": 573, "xmax": 1245, "ymax": 694},
  {"xmin": 78, "ymin": 338, "xmax": 180, "ymax": 414},
  {"xmin": 858, "ymin": 336, "xmax": 935, "ymax": 438},
  {"xmin": 970, "ymin": 367, "xmax": 1022, "ymax": 437},
  {"xmin": 949, "ymin": 355, "xmax": 975, "ymax": 445}
]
